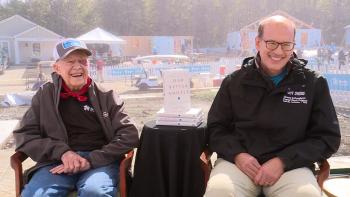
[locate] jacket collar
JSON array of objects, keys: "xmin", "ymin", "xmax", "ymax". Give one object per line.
[{"xmin": 240, "ymin": 53, "xmax": 308, "ymax": 89}]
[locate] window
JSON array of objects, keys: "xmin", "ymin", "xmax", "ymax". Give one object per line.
[{"xmin": 32, "ymin": 43, "xmax": 40, "ymax": 57}]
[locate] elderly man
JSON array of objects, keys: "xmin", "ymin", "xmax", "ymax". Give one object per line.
[
  {"xmin": 205, "ymin": 16, "xmax": 340, "ymax": 197},
  {"xmin": 13, "ymin": 38, "xmax": 139, "ymax": 196}
]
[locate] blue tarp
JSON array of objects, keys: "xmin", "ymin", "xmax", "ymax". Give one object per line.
[
  {"xmin": 103, "ymin": 64, "xmax": 211, "ymax": 77},
  {"xmin": 295, "ymin": 29, "xmax": 321, "ymax": 49},
  {"xmin": 110, "ymin": 67, "xmax": 144, "ymax": 76},
  {"xmin": 152, "ymin": 36, "xmax": 174, "ymax": 55},
  {"xmin": 324, "ymin": 74, "xmax": 350, "ymax": 91}
]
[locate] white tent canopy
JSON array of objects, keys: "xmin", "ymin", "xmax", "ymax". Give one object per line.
[{"xmin": 76, "ymin": 27, "xmax": 125, "ymax": 44}]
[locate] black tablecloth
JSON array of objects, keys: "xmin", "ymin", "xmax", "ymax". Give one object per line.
[{"xmin": 130, "ymin": 120, "xmax": 207, "ymax": 197}]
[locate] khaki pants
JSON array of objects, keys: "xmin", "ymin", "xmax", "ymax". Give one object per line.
[{"xmin": 204, "ymin": 158, "xmax": 322, "ymax": 197}]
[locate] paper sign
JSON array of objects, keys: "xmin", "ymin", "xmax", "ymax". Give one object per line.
[{"xmin": 162, "ymin": 69, "xmax": 191, "ymax": 113}]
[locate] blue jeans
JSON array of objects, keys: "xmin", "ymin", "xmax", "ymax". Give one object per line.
[{"xmin": 21, "ymin": 151, "xmax": 119, "ymax": 197}]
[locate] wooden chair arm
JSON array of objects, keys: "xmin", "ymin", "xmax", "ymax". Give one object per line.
[
  {"xmin": 316, "ymin": 160, "xmax": 330, "ymax": 189},
  {"xmin": 10, "ymin": 151, "xmax": 134, "ymax": 197},
  {"xmin": 200, "ymin": 149, "xmax": 212, "ymax": 187},
  {"xmin": 10, "ymin": 151, "xmax": 28, "ymax": 197},
  {"xmin": 119, "ymin": 150, "xmax": 134, "ymax": 197}
]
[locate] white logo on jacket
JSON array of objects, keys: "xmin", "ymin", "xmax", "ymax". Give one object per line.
[
  {"xmin": 83, "ymin": 105, "xmax": 95, "ymax": 112},
  {"xmin": 283, "ymin": 90, "xmax": 308, "ymax": 104}
]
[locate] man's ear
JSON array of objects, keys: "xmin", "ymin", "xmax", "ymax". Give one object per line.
[
  {"xmin": 255, "ymin": 37, "xmax": 261, "ymax": 51},
  {"xmin": 52, "ymin": 62, "xmax": 60, "ymax": 73}
]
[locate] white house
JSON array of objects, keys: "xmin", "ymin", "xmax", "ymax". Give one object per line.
[{"xmin": 0, "ymin": 15, "xmax": 63, "ymax": 64}]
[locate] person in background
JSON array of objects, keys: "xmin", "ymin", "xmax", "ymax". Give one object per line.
[
  {"xmin": 338, "ymin": 49, "xmax": 346, "ymax": 70},
  {"xmin": 296, "ymin": 48, "xmax": 303, "ymax": 59},
  {"xmin": 326, "ymin": 48, "xmax": 333, "ymax": 65},
  {"xmin": 31, "ymin": 63, "xmax": 47, "ymax": 91},
  {"xmin": 13, "ymin": 38, "xmax": 139, "ymax": 196},
  {"xmin": 205, "ymin": 15, "xmax": 340, "ymax": 197},
  {"xmin": 108, "ymin": 49, "xmax": 113, "ymax": 63},
  {"xmin": 96, "ymin": 56, "xmax": 105, "ymax": 83},
  {"xmin": 317, "ymin": 47, "xmax": 323, "ymax": 70}
]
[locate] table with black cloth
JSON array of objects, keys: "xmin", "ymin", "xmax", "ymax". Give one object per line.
[{"xmin": 130, "ymin": 120, "xmax": 207, "ymax": 197}]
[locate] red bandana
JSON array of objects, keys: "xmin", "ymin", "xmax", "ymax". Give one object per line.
[{"xmin": 60, "ymin": 78, "xmax": 92, "ymax": 102}]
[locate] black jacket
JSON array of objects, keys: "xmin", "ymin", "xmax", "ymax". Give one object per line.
[
  {"xmin": 14, "ymin": 73, "xmax": 139, "ymax": 169},
  {"xmin": 207, "ymin": 56, "xmax": 341, "ymax": 171}
]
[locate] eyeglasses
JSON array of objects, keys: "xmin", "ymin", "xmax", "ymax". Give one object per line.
[{"xmin": 262, "ymin": 39, "xmax": 295, "ymax": 51}]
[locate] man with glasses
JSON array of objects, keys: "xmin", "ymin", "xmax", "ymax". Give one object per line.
[
  {"xmin": 13, "ymin": 38, "xmax": 139, "ymax": 196},
  {"xmin": 205, "ymin": 15, "xmax": 340, "ymax": 197}
]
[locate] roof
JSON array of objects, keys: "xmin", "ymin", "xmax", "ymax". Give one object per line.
[
  {"xmin": 15, "ymin": 26, "xmax": 63, "ymax": 41},
  {"xmin": 0, "ymin": 15, "xmax": 62, "ymax": 39},
  {"xmin": 0, "ymin": 15, "xmax": 36, "ymax": 37},
  {"xmin": 241, "ymin": 10, "xmax": 315, "ymax": 32},
  {"xmin": 76, "ymin": 27, "xmax": 125, "ymax": 44}
]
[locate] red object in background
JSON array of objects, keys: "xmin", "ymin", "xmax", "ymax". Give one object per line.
[
  {"xmin": 219, "ymin": 65, "xmax": 226, "ymax": 75},
  {"xmin": 213, "ymin": 78, "xmax": 223, "ymax": 87},
  {"xmin": 152, "ymin": 59, "xmax": 158, "ymax": 64},
  {"xmin": 96, "ymin": 59, "xmax": 105, "ymax": 70}
]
